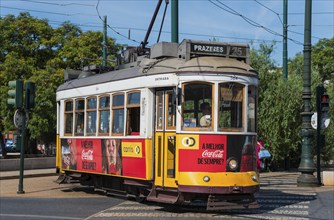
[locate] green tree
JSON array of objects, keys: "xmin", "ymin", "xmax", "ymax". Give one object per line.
[
  {"xmin": 0, "ymin": 13, "xmax": 119, "ymax": 151},
  {"xmin": 252, "ymin": 39, "xmax": 333, "ymax": 168},
  {"xmin": 312, "ymin": 38, "xmax": 334, "ymax": 164},
  {"xmin": 312, "ymin": 38, "xmax": 334, "ymax": 82}
]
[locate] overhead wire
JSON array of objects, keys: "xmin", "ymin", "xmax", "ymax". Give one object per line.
[
  {"xmin": 17, "ymin": 0, "xmax": 94, "ymax": 7},
  {"xmin": 208, "ymin": 0, "xmax": 304, "ymax": 45},
  {"xmin": 95, "ymin": 0, "xmax": 140, "ymax": 44},
  {"xmin": 2, "ymin": 6, "xmax": 96, "ymax": 16},
  {"xmin": 45, "ymin": 19, "xmax": 281, "ymax": 43},
  {"xmin": 253, "ymin": 0, "xmax": 283, "ymax": 25}
]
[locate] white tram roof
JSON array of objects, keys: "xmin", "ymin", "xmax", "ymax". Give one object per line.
[{"xmin": 57, "ymin": 40, "xmax": 258, "ymax": 92}]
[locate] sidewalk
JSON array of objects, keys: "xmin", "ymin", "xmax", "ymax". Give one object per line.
[{"xmin": 0, "ymin": 168, "xmax": 57, "ymax": 180}]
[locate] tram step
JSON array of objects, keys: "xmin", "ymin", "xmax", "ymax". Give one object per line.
[
  {"xmin": 105, "ymin": 188, "xmax": 127, "ymax": 197},
  {"xmin": 207, "ymin": 194, "xmax": 260, "ymax": 210},
  {"xmin": 146, "ymin": 187, "xmax": 182, "ymax": 204},
  {"xmin": 55, "ymin": 173, "xmax": 80, "ymax": 184}
]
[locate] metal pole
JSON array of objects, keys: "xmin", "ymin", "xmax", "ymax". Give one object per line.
[
  {"xmin": 297, "ymin": 0, "xmax": 318, "ymax": 187},
  {"xmin": 102, "ymin": 16, "xmax": 107, "ymax": 67},
  {"xmin": 171, "ymin": 0, "xmax": 178, "ymax": 43},
  {"xmin": 283, "ymin": 0, "xmax": 288, "ymax": 80},
  {"xmin": 17, "ymin": 110, "xmax": 26, "ymax": 194},
  {"xmin": 316, "ymin": 86, "xmax": 325, "ymax": 185}
]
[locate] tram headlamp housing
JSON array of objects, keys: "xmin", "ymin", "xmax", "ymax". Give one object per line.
[
  {"xmin": 251, "ymin": 175, "xmax": 258, "ymax": 182},
  {"xmin": 203, "ymin": 176, "xmax": 210, "ymax": 182},
  {"xmin": 227, "ymin": 158, "xmax": 238, "ymax": 171}
]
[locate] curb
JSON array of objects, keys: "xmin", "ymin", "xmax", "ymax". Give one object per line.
[
  {"xmin": 0, "ymin": 172, "xmax": 58, "ymax": 181},
  {"xmin": 0, "ymin": 169, "xmax": 58, "ymax": 180}
]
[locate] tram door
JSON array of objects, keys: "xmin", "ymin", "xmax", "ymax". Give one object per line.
[{"xmin": 154, "ymin": 89, "xmax": 177, "ymax": 188}]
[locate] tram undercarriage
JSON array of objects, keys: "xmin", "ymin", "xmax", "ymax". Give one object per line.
[{"xmin": 58, "ymin": 172, "xmax": 259, "ymax": 211}]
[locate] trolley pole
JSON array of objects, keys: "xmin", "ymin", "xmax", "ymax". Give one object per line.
[
  {"xmin": 283, "ymin": 0, "xmax": 288, "ymax": 80},
  {"xmin": 297, "ymin": 0, "xmax": 318, "ymax": 187},
  {"xmin": 171, "ymin": 0, "xmax": 178, "ymax": 43}
]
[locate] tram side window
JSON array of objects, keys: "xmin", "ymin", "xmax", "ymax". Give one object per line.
[
  {"xmin": 126, "ymin": 91, "xmax": 140, "ymax": 135},
  {"xmin": 64, "ymin": 101, "xmax": 73, "ymax": 135},
  {"xmin": 182, "ymin": 82, "xmax": 213, "ymax": 130},
  {"xmin": 156, "ymin": 91, "xmax": 164, "ymax": 130},
  {"xmin": 166, "ymin": 91, "xmax": 176, "ymax": 129},
  {"xmin": 248, "ymin": 86, "xmax": 257, "ymax": 132},
  {"xmin": 219, "ymin": 83, "xmax": 244, "ymax": 131},
  {"xmin": 99, "ymin": 95, "xmax": 110, "ymax": 134},
  {"xmin": 75, "ymin": 99, "xmax": 85, "ymax": 135},
  {"xmin": 112, "ymin": 93, "xmax": 125, "ymax": 135},
  {"xmin": 86, "ymin": 97, "xmax": 97, "ymax": 135}
]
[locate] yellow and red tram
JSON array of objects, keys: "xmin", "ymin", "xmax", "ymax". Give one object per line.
[{"xmin": 56, "ymin": 39, "xmax": 259, "ymax": 210}]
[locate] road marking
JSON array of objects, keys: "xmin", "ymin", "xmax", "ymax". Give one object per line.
[
  {"xmin": 87, "ymin": 173, "xmax": 316, "ymax": 219},
  {"xmin": 0, "ymin": 214, "xmax": 82, "ymax": 220}
]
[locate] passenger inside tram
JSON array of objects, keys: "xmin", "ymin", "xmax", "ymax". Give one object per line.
[{"xmin": 200, "ymin": 102, "xmax": 211, "ymax": 127}]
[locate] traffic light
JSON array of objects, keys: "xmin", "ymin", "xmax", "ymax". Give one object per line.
[
  {"xmin": 7, "ymin": 80, "xmax": 23, "ymax": 109},
  {"xmin": 25, "ymin": 81, "xmax": 36, "ymax": 110},
  {"xmin": 320, "ymin": 94, "xmax": 330, "ymax": 114}
]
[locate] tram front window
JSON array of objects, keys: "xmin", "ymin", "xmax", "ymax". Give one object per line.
[
  {"xmin": 182, "ymin": 82, "xmax": 213, "ymax": 130},
  {"xmin": 219, "ymin": 83, "xmax": 244, "ymax": 131}
]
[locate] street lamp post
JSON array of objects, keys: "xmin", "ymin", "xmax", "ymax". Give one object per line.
[{"xmin": 297, "ymin": 0, "xmax": 318, "ymax": 187}]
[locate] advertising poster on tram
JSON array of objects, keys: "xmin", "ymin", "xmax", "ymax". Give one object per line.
[
  {"xmin": 61, "ymin": 138, "xmax": 123, "ymax": 175},
  {"xmin": 101, "ymin": 139, "xmax": 122, "ymax": 175},
  {"xmin": 178, "ymin": 134, "xmax": 227, "ymax": 172}
]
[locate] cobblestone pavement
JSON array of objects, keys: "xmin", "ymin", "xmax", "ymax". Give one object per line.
[{"xmin": 86, "ymin": 172, "xmax": 334, "ymax": 220}]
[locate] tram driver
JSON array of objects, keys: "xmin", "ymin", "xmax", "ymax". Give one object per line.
[{"xmin": 200, "ymin": 102, "xmax": 211, "ymax": 127}]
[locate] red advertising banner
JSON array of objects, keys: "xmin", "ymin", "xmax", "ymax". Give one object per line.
[
  {"xmin": 121, "ymin": 139, "xmax": 146, "ymax": 179},
  {"xmin": 61, "ymin": 138, "xmax": 146, "ymax": 178},
  {"xmin": 179, "ymin": 134, "xmax": 227, "ymax": 172},
  {"xmin": 76, "ymin": 139, "xmax": 102, "ymax": 173}
]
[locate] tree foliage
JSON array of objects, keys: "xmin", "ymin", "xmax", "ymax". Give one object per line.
[
  {"xmin": 312, "ymin": 38, "xmax": 334, "ymax": 82},
  {"xmin": 0, "ymin": 13, "xmax": 120, "ymax": 148},
  {"xmin": 251, "ymin": 38, "xmax": 334, "ymax": 166}
]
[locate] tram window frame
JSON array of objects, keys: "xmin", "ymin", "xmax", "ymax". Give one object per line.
[
  {"xmin": 247, "ymin": 85, "xmax": 257, "ymax": 132},
  {"xmin": 98, "ymin": 95, "xmax": 111, "ymax": 136},
  {"xmin": 112, "ymin": 93, "xmax": 125, "ymax": 136},
  {"xmin": 86, "ymin": 96, "xmax": 97, "ymax": 135},
  {"xmin": 166, "ymin": 91, "xmax": 176, "ymax": 130},
  {"xmin": 126, "ymin": 91, "xmax": 141, "ymax": 136},
  {"xmin": 218, "ymin": 82, "xmax": 245, "ymax": 132},
  {"xmin": 156, "ymin": 91, "xmax": 164, "ymax": 131},
  {"xmin": 182, "ymin": 82, "xmax": 214, "ymax": 131},
  {"xmin": 64, "ymin": 100, "xmax": 73, "ymax": 136},
  {"xmin": 74, "ymin": 98, "xmax": 85, "ymax": 136}
]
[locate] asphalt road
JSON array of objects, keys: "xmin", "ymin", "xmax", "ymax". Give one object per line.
[
  {"xmin": 0, "ymin": 197, "xmax": 123, "ymax": 220},
  {"xmin": 0, "ymin": 173, "xmax": 333, "ymax": 220},
  {"xmin": 0, "ymin": 176, "xmax": 125, "ymax": 219}
]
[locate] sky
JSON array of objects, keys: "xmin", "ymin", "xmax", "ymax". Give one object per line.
[{"xmin": 1, "ymin": 0, "xmax": 333, "ymax": 66}]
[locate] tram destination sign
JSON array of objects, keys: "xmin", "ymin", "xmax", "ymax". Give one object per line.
[{"xmin": 190, "ymin": 42, "xmax": 247, "ymax": 58}]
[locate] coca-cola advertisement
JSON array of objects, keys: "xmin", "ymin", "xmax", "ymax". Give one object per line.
[
  {"xmin": 62, "ymin": 138, "xmax": 102, "ymax": 172},
  {"xmin": 179, "ymin": 134, "xmax": 227, "ymax": 172},
  {"xmin": 76, "ymin": 139, "xmax": 102, "ymax": 172}
]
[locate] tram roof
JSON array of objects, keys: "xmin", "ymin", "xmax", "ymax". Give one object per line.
[{"xmin": 57, "ymin": 56, "xmax": 257, "ymax": 92}]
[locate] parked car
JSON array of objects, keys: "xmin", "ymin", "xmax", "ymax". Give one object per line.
[{"xmin": 5, "ymin": 140, "xmax": 17, "ymax": 152}]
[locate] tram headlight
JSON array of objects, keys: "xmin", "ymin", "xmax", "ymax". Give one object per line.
[
  {"xmin": 227, "ymin": 158, "xmax": 238, "ymax": 171},
  {"xmin": 251, "ymin": 175, "xmax": 258, "ymax": 182},
  {"xmin": 203, "ymin": 176, "xmax": 210, "ymax": 182}
]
